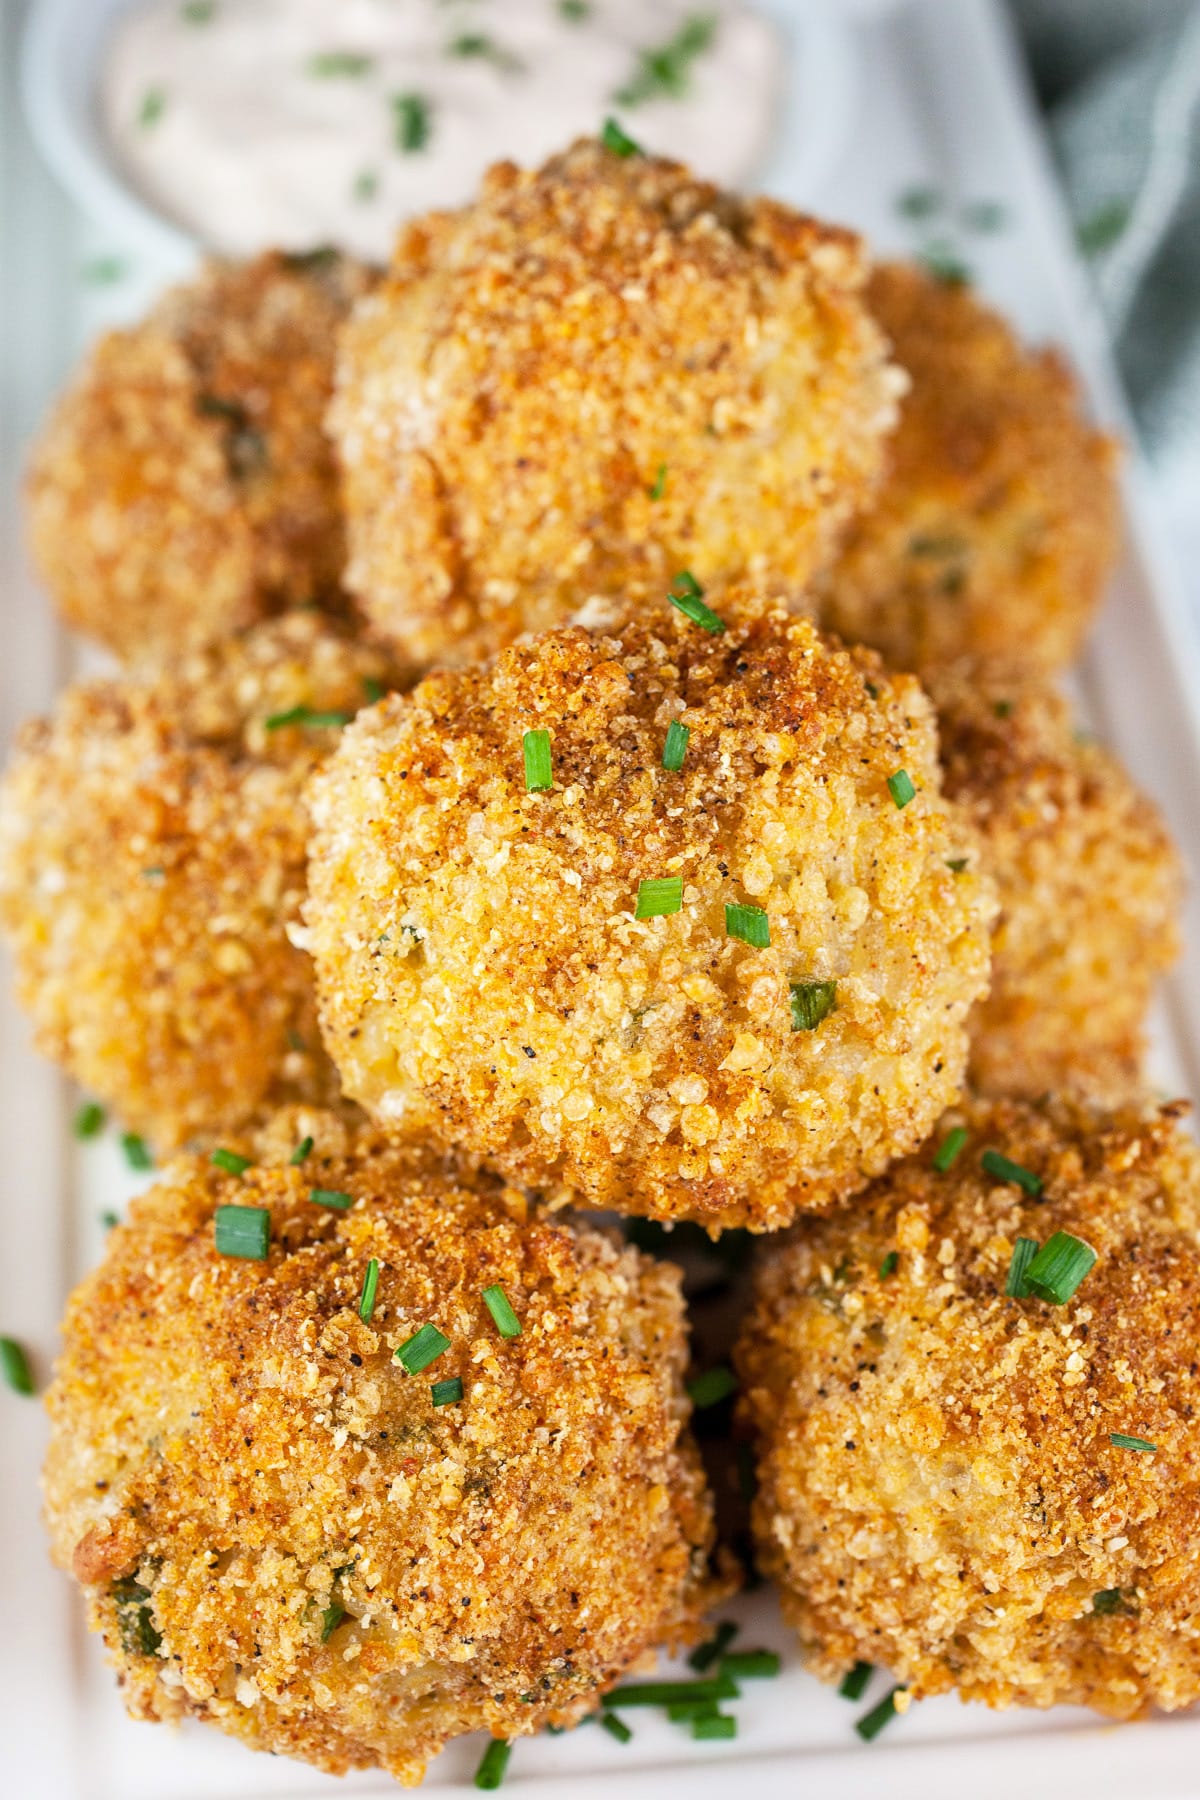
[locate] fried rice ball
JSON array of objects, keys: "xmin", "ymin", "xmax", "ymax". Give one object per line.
[
  {"xmin": 43, "ymin": 1108, "xmax": 723, "ymax": 1786},
  {"xmin": 331, "ymin": 137, "xmax": 902, "ymax": 666},
  {"xmin": 27, "ymin": 249, "xmax": 376, "ymax": 664},
  {"xmin": 305, "ymin": 590, "xmax": 995, "ymax": 1231},
  {"xmin": 737, "ymin": 1091, "xmax": 1200, "ymax": 1718},
  {"xmin": 816, "ymin": 262, "xmax": 1120, "ymax": 678},
  {"xmin": 0, "ymin": 614, "xmax": 399, "ymax": 1149},
  {"xmin": 932, "ymin": 667, "xmax": 1182, "ymax": 1101}
]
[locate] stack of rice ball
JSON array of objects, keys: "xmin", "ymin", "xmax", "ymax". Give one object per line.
[{"xmin": 3, "ymin": 137, "xmax": 1194, "ymax": 1786}]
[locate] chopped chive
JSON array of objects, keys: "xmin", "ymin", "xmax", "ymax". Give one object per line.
[
  {"xmin": 1004, "ymin": 1236, "xmax": 1040, "ymax": 1299},
  {"xmin": 394, "ymin": 1323, "xmax": 451, "ymax": 1375},
  {"xmin": 725, "ymin": 903, "xmax": 770, "ymax": 949},
  {"xmin": 139, "ymin": 87, "xmax": 166, "ymax": 129},
  {"xmin": 214, "ymin": 1204, "xmax": 270, "ymax": 1261},
  {"xmin": 1077, "ymin": 198, "xmax": 1130, "ymax": 257},
  {"xmin": 1024, "ymin": 1231, "xmax": 1096, "ymax": 1304},
  {"xmin": 0, "ymin": 1337, "xmax": 35, "ymax": 1396},
  {"xmin": 560, "ymin": 0, "xmax": 591, "ymax": 18},
  {"xmin": 431, "ymin": 1375, "xmax": 464, "ymax": 1407},
  {"xmin": 635, "ymin": 876, "xmax": 683, "ymax": 920},
  {"xmin": 321, "ymin": 1600, "xmax": 346, "ymax": 1641},
  {"xmin": 359, "ymin": 1258, "xmax": 380, "ymax": 1323},
  {"xmin": 789, "ymin": 979, "xmax": 837, "ymax": 1032},
  {"xmin": 980, "ymin": 1148, "xmax": 1043, "ymax": 1197},
  {"xmin": 839, "ymin": 1660, "xmax": 873, "ymax": 1701},
  {"xmin": 878, "ymin": 1251, "xmax": 898, "ymax": 1280},
  {"xmin": 946, "ymin": 856, "xmax": 969, "ymax": 873},
  {"xmin": 121, "ymin": 1133, "xmax": 153, "ymax": 1172},
  {"xmin": 1093, "ymin": 1588, "xmax": 1124, "ymax": 1614},
  {"xmin": 720, "ymin": 1650, "xmax": 780, "ymax": 1679},
  {"xmin": 689, "ymin": 1619, "xmax": 738, "ymax": 1673},
  {"xmin": 692, "ymin": 1713, "xmax": 737, "ymax": 1740},
  {"xmin": 474, "ymin": 1739, "xmax": 511, "ymax": 1789},
  {"xmin": 362, "ymin": 676, "xmax": 385, "ymax": 704},
  {"xmin": 211, "ymin": 1148, "xmax": 251, "ymax": 1176},
  {"xmin": 308, "ymin": 51, "xmax": 373, "ymax": 77},
  {"xmin": 603, "ymin": 1674, "xmax": 737, "ymax": 1707},
  {"xmin": 264, "ymin": 705, "xmax": 351, "ymax": 731},
  {"xmin": 887, "ymin": 769, "xmax": 916, "ymax": 809},
  {"xmin": 668, "ymin": 1697, "xmax": 719, "ymax": 1721},
  {"xmin": 662, "ymin": 719, "xmax": 690, "ymax": 771},
  {"xmin": 523, "ymin": 729, "xmax": 553, "ymax": 793},
  {"xmin": 182, "ymin": 1, "xmax": 215, "ymax": 21},
  {"xmin": 448, "ymin": 34, "xmax": 523, "ymax": 72},
  {"xmin": 74, "ymin": 1101, "xmax": 106, "ymax": 1140},
  {"xmin": 668, "ymin": 571, "xmax": 725, "ymax": 634},
  {"xmin": 393, "ymin": 92, "xmax": 431, "ymax": 153},
  {"xmin": 101, "ymin": 1210, "xmax": 120, "ymax": 1231},
  {"xmin": 649, "ymin": 462, "xmax": 668, "ymax": 500},
  {"xmin": 290, "ymin": 1135, "xmax": 314, "ymax": 1165},
  {"xmin": 601, "ymin": 116, "xmax": 642, "ymax": 157},
  {"xmin": 856, "ymin": 1685, "xmax": 906, "ymax": 1742},
  {"xmin": 354, "ymin": 169, "xmax": 379, "ymax": 202},
  {"xmin": 310, "ymin": 1188, "xmax": 354, "ymax": 1211},
  {"xmin": 614, "ymin": 14, "xmax": 717, "ymax": 107},
  {"xmin": 482, "ymin": 1284, "xmax": 522, "ymax": 1338},
  {"xmin": 897, "ymin": 184, "xmax": 941, "ymax": 219},
  {"xmin": 600, "ymin": 1712, "xmax": 632, "ymax": 1743},
  {"xmin": 919, "ymin": 244, "xmax": 972, "ymax": 286},
  {"xmin": 932, "ymin": 1126, "xmax": 968, "ymax": 1171},
  {"xmin": 687, "ymin": 1365, "xmax": 737, "ymax": 1408},
  {"xmin": 1110, "ymin": 1432, "xmax": 1157, "ymax": 1453}
]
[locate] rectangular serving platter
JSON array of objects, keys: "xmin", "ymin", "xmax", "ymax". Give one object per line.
[{"xmin": 4, "ymin": 1, "xmax": 1200, "ymax": 1794}]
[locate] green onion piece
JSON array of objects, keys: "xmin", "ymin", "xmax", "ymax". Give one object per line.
[
  {"xmin": 667, "ymin": 1697, "xmax": 719, "ymax": 1721},
  {"xmin": 692, "ymin": 1714, "xmax": 737, "ymax": 1740},
  {"xmin": 1093, "ymin": 1588, "xmax": 1124, "ymax": 1614},
  {"xmin": 523, "ymin": 729, "xmax": 554, "ymax": 793},
  {"xmin": 264, "ymin": 705, "xmax": 351, "ymax": 732},
  {"xmin": 790, "ymin": 979, "xmax": 837, "ymax": 1032},
  {"xmin": 932, "ymin": 1126, "xmax": 968, "ymax": 1172},
  {"xmin": 839, "ymin": 1660, "xmax": 873, "ymax": 1701},
  {"xmin": 720, "ymin": 1649, "xmax": 780, "ymax": 1679},
  {"xmin": 290, "ymin": 1135, "xmax": 314, "ymax": 1165},
  {"xmin": 214, "ymin": 1204, "xmax": 270, "ymax": 1261},
  {"xmin": 887, "ymin": 769, "xmax": 916, "ymax": 809},
  {"xmin": 600, "ymin": 1712, "xmax": 632, "ymax": 1743},
  {"xmin": 308, "ymin": 52, "xmax": 373, "ymax": 77},
  {"xmin": 980, "ymin": 1148, "xmax": 1043, "ymax": 1197},
  {"xmin": 139, "ymin": 87, "xmax": 166, "ymax": 128},
  {"xmin": 687, "ymin": 1365, "xmax": 737, "ymax": 1409},
  {"xmin": 395, "ymin": 1323, "xmax": 451, "ymax": 1376},
  {"xmin": 1004, "ymin": 1236, "xmax": 1039, "ymax": 1299},
  {"xmin": 668, "ymin": 571, "xmax": 725, "ymax": 634},
  {"xmin": 321, "ymin": 1601, "xmax": 346, "ymax": 1641},
  {"xmin": 946, "ymin": 856, "xmax": 969, "ymax": 873},
  {"xmin": 856, "ymin": 1686, "xmax": 907, "ymax": 1742},
  {"xmin": 310, "ymin": 1187, "xmax": 354, "ymax": 1211},
  {"xmin": 122, "ymin": 1133, "xmax": 153, "ymax": 1172},
  {"xmin": 211, "ymin": 1148, "xmax": 251, "ymax": 1176},
  {"xmin": 1110, "ymin": 1432, "xmax": 1157, "ymax": 1453},
  {"xmin": 0, "ymin": 1337, "xmax": 35, "ymax": 1396},
  {"xmin": 359, "ymin": 1258, "xmax": 380, "ymax": 1323},
  {"xmin": 431, "ymin": 1376, "xmax": 464, "ymax": 1407},
  {"xmin": 474, "ymin": 1739, "xmax": 512, "ymax": 1790},
  {"xmin": 635, "ymin": 876, "xmax": 683, "ymax": 920},
  {"xmin": 614, "ymin": 14, "xmax": 717, "ymax": 107},
  {"xmin": 1024, "ymin": 1231, "xmax": 1096, "ymax": 1304},
  {"xmin": 879, "ymin": 1251, "xmax": 899, "ymax": 1280},
  {"xmin": 393, "ymin": 92, "xmax": 431, "ymax": 153},
  {"xmin": 74, "ymin": 1101, "xmax": 106, "ymax": 1140},
  {"xmin": 482, "ymin": 1284, "xmax": 522, "ymax": 1338},
  {"xmin": 362, "ymin": 676, "xmax": 385, "ymax": 704},
  {"xmin": 601, "ymin": 116, "xmax": 642, "ymax": 157},
  {"xmin": 725, "ymin": 903, "xmax": 770, "ymax": 949},
  {"xmin": 603, "ymin": 1674, "xmax": 737, "ymax": 1708},
  {"xmin": 649, "ymin": 462, "xmax": 668, "ymax": 501},
  {"xmin": 689, "ymin": 1619, "xmax": 738, "ymax": 1673},
  {"xmin": 662, "ymin": 719, "xmax": 690, "ymax": 771}
]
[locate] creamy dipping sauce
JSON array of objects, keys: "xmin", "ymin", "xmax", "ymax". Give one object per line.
[{"xmin": 102, "ymin": 0, "xmax": 782, "ymax": 261}]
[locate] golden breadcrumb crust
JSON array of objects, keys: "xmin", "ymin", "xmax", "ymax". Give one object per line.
[
  {"xmin": 43, "ymin": 1109, "xmax": 723, "ymax": 1786},
  {"xmin": 931, "ymin": 667, "xmax": 1183, "ymax": 1101},
  {"xmin": 737, "ymin": 1092, "xmax": 1200, "ymax": 1718},
  {"xmin": 305, "ymin": 592, "xmax": 995, "ymax": 1230},
  {"xmin": 817, "ymin": 262, "xmax": 1120, "ymax": 677},
  {"xmin": 332, "ymin": 138, "xmax": 902, "ymax": 665},
  {"xmin": 27, "ymin": 251, "xmax": 375, "ymax": 663},
  {"xmin": 0, "ymin": 615, "xmax": 399, "ymax": 1149}
]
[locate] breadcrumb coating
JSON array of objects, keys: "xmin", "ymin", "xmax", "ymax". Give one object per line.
[
  {"xmin": 932, "ymin": 666, "xmax": 1182, "ymax": 1101},
  {"xmin": 737, "ymin": 1092, "xmax": 1200, "ymax": 1718},
  {"xmin": 817, "ymin": 262, "xmax": 1120, "ymax": 677},
  {"xmin": 27, "ymin": 250, "xmax": 375, "ymax": 664},
  {"xmin": 43, "ymin": 1109, "xmax": 723, "ymax": 1785},
  {"xmin": 332, "ymin": 137, "xmax": 902, "ymax": 666},
  {"xmin": 0, "ymin": 615, "xmax": 400, "ymax": 1149},
  {"xmin": 305, "ymin": 591, "xmax": 995, "ymax": 1230}
]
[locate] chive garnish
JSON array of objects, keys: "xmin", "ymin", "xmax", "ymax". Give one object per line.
[
  {"xmin": 668, "ymin": 571, "xmax": 725, "ymax": 634},
  {"xmin": 1077, "ymin": 199, "xmax": 1131, "ymax": 258},
  {"xmin": 214, "ymin": 1204, "xmax": 270, "ymax": 1261},
  {"xmin": 614, "ymin": 14, "xmax": 717, "ymax": 107},
  {"xmin": 839, "ymin": 1660, "xmax": 873, "ymax": 1701},
  {"xmin": 879, "ymin": 1251, "xmax": 898, "ymax": 1280},
  {"xmin": 856, "ymin": 1686, "xmax": 906, "ymax": 1741},
  {"xmin": 560, "ymin": 0, "xmax": 591, "ymax": 19},
  {"xmin": 182, "ymin": 1, "xmax": 215, "ymax": 21},
  {"xmin": 649, "ymin": 462, "xmax": 668, "ymax": 500},
  {"xmin": 0, "ymin": 1337, "xmax": 35, "ymax": 1396},
  {"xmin": 394, "ymin": 1323, "xmax": 451, "ymax": 1375},
  {"xmin": 689, "ymin": 1620, "xmax": 737, "ymax": 1673},
  {"xmin": 474, "ymin": 1739, "xmax": 512, "ymax": 1790},
  {"xmin": 601, "ymin": 116, "xmax": 642, "ymax": 157},
  {"xmin": 431, "ymin": 1376, "xmax": 464, "ymax": 1407},
  {"xmin": 1093, "ymin": 1588, "xmax": 1124, "ymax": 1614},
  {"xmin": 1110, "ymin": 1432, "xmax": 1157, "ymax": 1453},
  {"xmin": 668, "ymin": 1697, "xmax": 720, "ymax": 1721},
  {"xmin": 290, "ymin": 1135, "xmax": 314, "ymax": 1165},
  {"xmin": 887, "ymin": 769, "xmax": 916, "ymax": 809},
  {"xmin": 310, "ymin": 1188, "xmax": 354, "ymax": 1211},
  {"xmin": 662, "ymin": 719, "xmax": 690, "ymax": 771},
  {"xmin": 308, "ymin": 52, "xmax": 373, "ymax": 77},
  {"xmin": 359, "ymin": 1258, "xmax": 380, "ymax": 1323},
  {"xmin": 603, "ymin": 1675, "xmax": 737, "ymax": 1708},
  {"xmin": 635, "ymin": 876, "xmax": 683, "ymax": 919},
  {"xmin": 523, "ymin": 729, "xmax": 554, "ymax": 793},
  {"xmin": 362, "ymin": 676, "xmax": 385, "ymax": 704},
  {"xmin": 692, "ymin": 1714, "xmax": 737, "ymax": 1740},
  {"xmin": 482, "ymin": 1284, "xmax": 522, "ymax": 1338},
  {"xmin": 139, "ymin": 87, "xmax": 166, "ymax": 129},
  {"xmin": 1004, "ymin": 1236, "xmax": 1039, "ymax": 1298},
  {"xmin": 1022, "ymin": 1231, "xmax": 1095, "ymax": 1304},
  {"xmin": 321, "ymin": 1601, "xmax": 346, "ymax": 1641},
  {"xmin": 687, "ymin": 1365, "xmax": 737, "ymax": 1408},
  {"xmin": 394, "ymin": 93, "xmax": 431, "ymax": 153},
  {"xmin": 725, "ymin": 903, "xmax": 770, "ymax": 949},
  {"xmin": 211, "ymin": 1148, "xmax": 251, "ymax": 1176},
  {"xmin": 897, "ymin": 184, "xmax": 941, "ymax": 219},
  {"xmin": 980, "ymin": 1149, "xmax": 1043, "ymax": 1197},
  {"xmin": 720, "ymin": 1650, "xmax": 780, "ymax": 1680},
  {"xmin": 122, "ymin": 1132, "xmax": 153, "ymax": 1172},
  {"xmin": 931, "ymin": 1126, "xmax": 967, "ymax": 1171},
  {"xmin": 600, "ymin": 1712, "xmax": 632, "ymax": 1743},
  {"xmin": 101, "ymin": 1210, "xmax": 120, "ymax": 1231},
  {"xmin": 789, "ymin": 979, "xmax": 837, "ymax": 1032},
  {"xmin": 946, "ymin": 856, "xmax": 969, "ymax": 873},
  {"xmin": 354, "ymin": 169, "xmax": 379, "ymax": 202},
  {"xmin": 264, "ymin": 705, "xmax": 351, "ymax": 731},
  {"xmin": 919, "ymin": 244, "xmax": 972, "ymax": 287},
  {"xmin": 449, "ymin": 34, "xmax": 523, "ymax": 72},
  {"xmin": 74, "ymin": 1101, "xmax": 106, "ymax": 1140}
]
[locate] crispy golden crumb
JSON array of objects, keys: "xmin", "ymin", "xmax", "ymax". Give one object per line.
[
  {"xmin": 332, "ymin": 138, "xmax": 902, "ymax": 666},
  {"xmin": 737, "ymin": 1092, "xmax": 1200, "ymax": 1718},
  {"xmin": 931, "ymin": 666, "xmax": 1183, "ymax": 1101},
  {"xmin": 305, "ymin": 590, "xmax": 995, "ymax": 1230},
  {"xmin": 816, "ymin": 262, "xmax": 1120, "ymax": 677},
  {"xmin": 0, "ymin": 615, "xmax": 401, "ymax": 1149},
  {"xmin": 43, "ymin": 1110, "xmax": 724, "ymax": 1786},
  {"xmin": 27, "ymin": 250, "xmax": 376, "ymax": 663}
]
